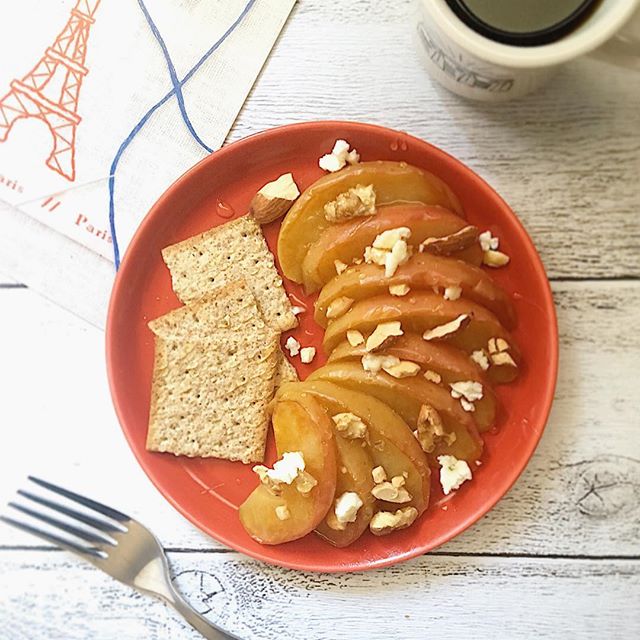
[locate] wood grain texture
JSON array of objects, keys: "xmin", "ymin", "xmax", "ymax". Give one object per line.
[
  {"xmin": 230, "ymin": 2, "xmax": 640, "ymax": 279},
  {"xmin": 1, "ymin": 281, "xmax": 638, "ymax": 556},
  {"xmin": 0, "ymin": 550, "xmax": 638, "ymax": 640}
]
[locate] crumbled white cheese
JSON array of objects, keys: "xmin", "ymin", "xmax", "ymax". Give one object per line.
[
  {"xmin": 424, "ymin": 369, "xmax": 442, "ymax": 384},
  {"xmin": 319, "ymin": 139, "xmax": 360, "ymax": 172},
  {"xmin": 332, "ymin": 412, "xmax": 368, "ymax": 439},
  {"xmin": 334, "ymin": 492, "xmax": 363, "ymax": 525},
  {"xmin": 478, "ymin": 230, "xmax": 499, "ymax": 252},
  {"xmin": 253, "ymin": 452, "xmax": 305, "ymax": 494},
  {"xmin": 291, "ymin": 306, "xmax": 305, "ymax": 316},
  {"xmin": 471, "ymin": 349, "xmax": 490, "ymax": 371},
  {"xmin": 299, "ymin": 347, "xmax": 316, "ymax": 364},
  {"xmin": 285, "ymin": 336, "xmax": 300, "ymax": 357},
  {"xmin": 364, "ymin": 227, "xmax": 412, "ymax": 278},
  {"xmin": 373, "ymin": 227, "xmax": 411, "ymax": 250},
  {"xmin": 443, "ymin": 286, "xmax": 462, "ymax": 301},
  {"xmin": 438, "ymin": 455, "xmax": 472, "ymax": 495}
]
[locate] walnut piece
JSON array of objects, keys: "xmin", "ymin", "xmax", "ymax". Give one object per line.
[
  {"xmin": 365, "ymin": 321, "xmax": 403, "ymax": 352},
  {"xmin": 324, "ymin": 184, "xmax": 376, "ymax": 222},
  {"xmin": 326, "ymin": 296, "xmax": 354, "ymax": 319},
  {"xmin": 369, "ymin": 507, "xmax": 418, "ymax": 536},
  {"xmin": 423, "ymin": 314, "xmax": 470, "ymax": 341},
  {"xmin": 420, "ymin": 226, "xmax": 477, "ymax": 255}
]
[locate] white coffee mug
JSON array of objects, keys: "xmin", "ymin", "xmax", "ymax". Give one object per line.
[{"xmin": 415, "ymin": 0, "xmax": 640, "ymax": 101}]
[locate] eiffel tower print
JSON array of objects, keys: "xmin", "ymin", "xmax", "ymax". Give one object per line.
[{"xmin": 0, "ymin": 0, "xmax": 101, "ymax": 181}]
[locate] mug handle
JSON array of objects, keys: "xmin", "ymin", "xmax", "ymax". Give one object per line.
[{"xmin": 589, "ymin": 7, "xmax": 640, "ymax": 70}]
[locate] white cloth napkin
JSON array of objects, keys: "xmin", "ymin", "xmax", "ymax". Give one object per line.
[{"xmin": 0, "ymin": 0, "xmax": 296, "ymax": 328}]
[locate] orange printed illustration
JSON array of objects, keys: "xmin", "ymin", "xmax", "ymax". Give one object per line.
[{"xmin": 0, "ymin": 0, "xmax": 101, "ymax": 181}]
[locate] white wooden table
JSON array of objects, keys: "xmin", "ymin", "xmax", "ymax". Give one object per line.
[{"xmin": 1, "ymin": 1, "xmax": 639, "ymax": 638}]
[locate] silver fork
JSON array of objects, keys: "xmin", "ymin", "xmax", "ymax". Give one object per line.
[{"xmin": 1, "ymin": 477, "xmax": 238, "ymax": 639}]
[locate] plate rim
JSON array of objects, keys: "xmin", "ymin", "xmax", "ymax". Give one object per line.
[{"xmin": 106, "ymin": 120, "xmax": 559, "ymax": 573}]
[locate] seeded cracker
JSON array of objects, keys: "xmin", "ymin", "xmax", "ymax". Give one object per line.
[
  {"xmin": 161, "ymin": 215, "xmax": 297, "ymax": 332},
  {"xmin": 146, "ymin": 332, "xmax": 279, "ymax": 463}
]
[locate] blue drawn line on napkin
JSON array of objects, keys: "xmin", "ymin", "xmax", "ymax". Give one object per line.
[
  {"xmin": 108, "ymin": 0, "xmax": 256, "ymax": 269},
  {"xmin": 136, "ymin": 0, "xmax": 213, "ymax": 154}
]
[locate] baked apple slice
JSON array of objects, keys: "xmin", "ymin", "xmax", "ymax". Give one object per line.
[
  {"xmin": 315, "ymin": 252, "xmax": 516, "ymax": 329},
  {"xmin": 301, "ymin": 203, "xmax": 482, "ymax": 292},
  {"xmin": 322, "ymin": 292, "xmax": 520, "ymax": 383},
  {"xmin": 278, "ymin": 161, "xmax": 463, "ymax": 283},
  {"xmin": 315, "ymin": 434, "xmax": 376, "ymax": 547},
  {"xmin": 280, "ymin": 380, "xmax": 431, "ymax": 516},
  {"xmin": 307, "ymin": 363, "xmax": 483, "ymax": 463},
  {"xmin": 239, "ymin": 392, "xmax": 337, "ymax": 545},
  {"xmin": 328, "ymin": 333, "xmax": 497, "ymax": 432}
]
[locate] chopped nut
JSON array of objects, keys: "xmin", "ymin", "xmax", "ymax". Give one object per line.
[
  {"xmin": 326, "ymin": 296, "xmax": 354, "ymax": 320},
  {"xmin": 438, "ymin": 455, "xmax": 472, "ymax": 495},
  {"xmin": 299, "ymin": 347, "xmax": 316, "ymax": 364},
  {"xmin": 285, "ymin": 336, "xmax": 301, "ymax": 357},
  {"xmin": 496, "ymin": 338, "xmax": 509, "ymax": 352},
  {"xmin": 275, "ymin": 505, "xmax": 291, "ymax": 521},
  {"xmin": 364, "ymin": 246, "xmax": 388, "ymax": 265},
  {"xmin": 471, "ymin": 349, "xmax": 490, "ymax": 371},
  {"xmin": 391, "ymin": 475, "xmax": 406, "ymax": 488},
  {"xmin": 319, "ymin": 139, "xmax": 360, "ymax": 172},
  {"xmin": 423, "ymin": 314, "xmax": 470, "ymax": 341},
  {"xmin": 389, "ymin": 283, "xmax": 410, "ymax": 296},
  {"xmin": 449, "ymin": 381, "xmax": 483, "ymax": 402},
  {"xmin": 332, "ymin": 412, "xmax": 368, "ymax": 440},
  {"xmin": 295, "ymin": 470, "xmax": 317, "ymax": 495},
  {"xmin": 415, "ymin": 403, "xmax": 454, "ymax": 453},
  {"xmin": 365, "ymin": 321, "xmax": 403, "ymax": 352},
  {"xmin": 334, "ymin": 259, "xmax": 348, "ymax": 275},
  {"xmin": 372, "ymin": 466, "xmax": 387, "ymax": 484},
  {"xmin": 420, "ymin": 226, "xmax": 477, "ymax": 255},
  {"xmin": 347, "ymin": 329, "xmax": 365, "ymax": 347},
  {"xmin": 361, "ymin": 354, "xmax": 400, "ymax": 374},
  {"xmin": 249, "ymin": 173, "xmax": 300, "ymax": 224},
  {"xmin": 443, "ymin": 286, "xmax": 462, "ymax": 301},
  {"xmin": 488, "ymin": 338, "xmax": 498, "ymax": 354},
  {"xmin": 491, "ymin": 351, "xmax": 517, "ymax": 367},
  {"xmin": 483, "ymin": 250, "xmax": 510, "ymax": 267},
  {"xmin": 369, "ymin": 507, "xmax": 418, "ymax": 535},
  {"xmin": 383, "ymin": 360, "xmax": 421, "ymax": 379},
  {"xmin": 324, "ymin": 184, "xmax": 376, "ymax": 222},
  {"xmin": 371, "ymin": 481, "xmax": 412, "ymax": 503},
  {"xmin": 460, "ymin": 398, "xmax": 475, "ymax": 412},
  {"xmin": 424, "ymin": 369, "xmax": 442, "ymax": 384}
]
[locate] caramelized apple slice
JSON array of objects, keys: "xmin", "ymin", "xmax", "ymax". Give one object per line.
[
  {"xmin": 315, "ymin": 435, "xmax": 376, "ymax": 548},
  {"xmin": 279, "ymin": 380, "xmax": 431, "ymax": 514},
  {"xmin": 278, "ymin": 161, "xmax": 463, "ymax": 283},
  {"xmin": 328, "ymin": 333, "xmax": 497, "ymax": 432},
  {"xmin": 302, "ymin": 203, "xmax": 482, "ymax": 292},
  {"xmin": 315, "ymin": 253, "xmax": 516, "ymax": 329},
  {"xmin": 239, "ymin": 393, "xmax": 337, "ymax": 544},
  {"xmin": 322, "ymin": 292, "xmax": 520, "ymax": 383},
  {"xmin": 307, "ymin": 363, "xmax": 483, "ymax": 463}
]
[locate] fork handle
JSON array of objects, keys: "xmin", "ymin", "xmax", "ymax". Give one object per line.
[{"xmin": 165, "ymin": 586, "xmax": 238, "ymax": 639}]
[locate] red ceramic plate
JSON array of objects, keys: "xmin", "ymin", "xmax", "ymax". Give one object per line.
[{"xmin": 106, "ymin": 121, "xmax": 558, "ymax": 572}]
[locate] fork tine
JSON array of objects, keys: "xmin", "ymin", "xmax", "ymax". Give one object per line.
[
  {"xmin": 17, "ymin": 490, "xmax": 125, "ymax": 534},
  {"xmin": 9, "ymin": 502, "xmax": 116, "ymax": 547},
  {"xmin": 28, "ymin": 477, "xmax": 130, "ymax": 522},
  {"xmin": 0, "ymin": 515, "xmax": 105, "ymax": 559}
]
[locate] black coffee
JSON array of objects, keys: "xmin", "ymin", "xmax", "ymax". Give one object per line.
[{"xmin": 446, "ymin": 0, "xmax": 601, "ymax": 46}]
